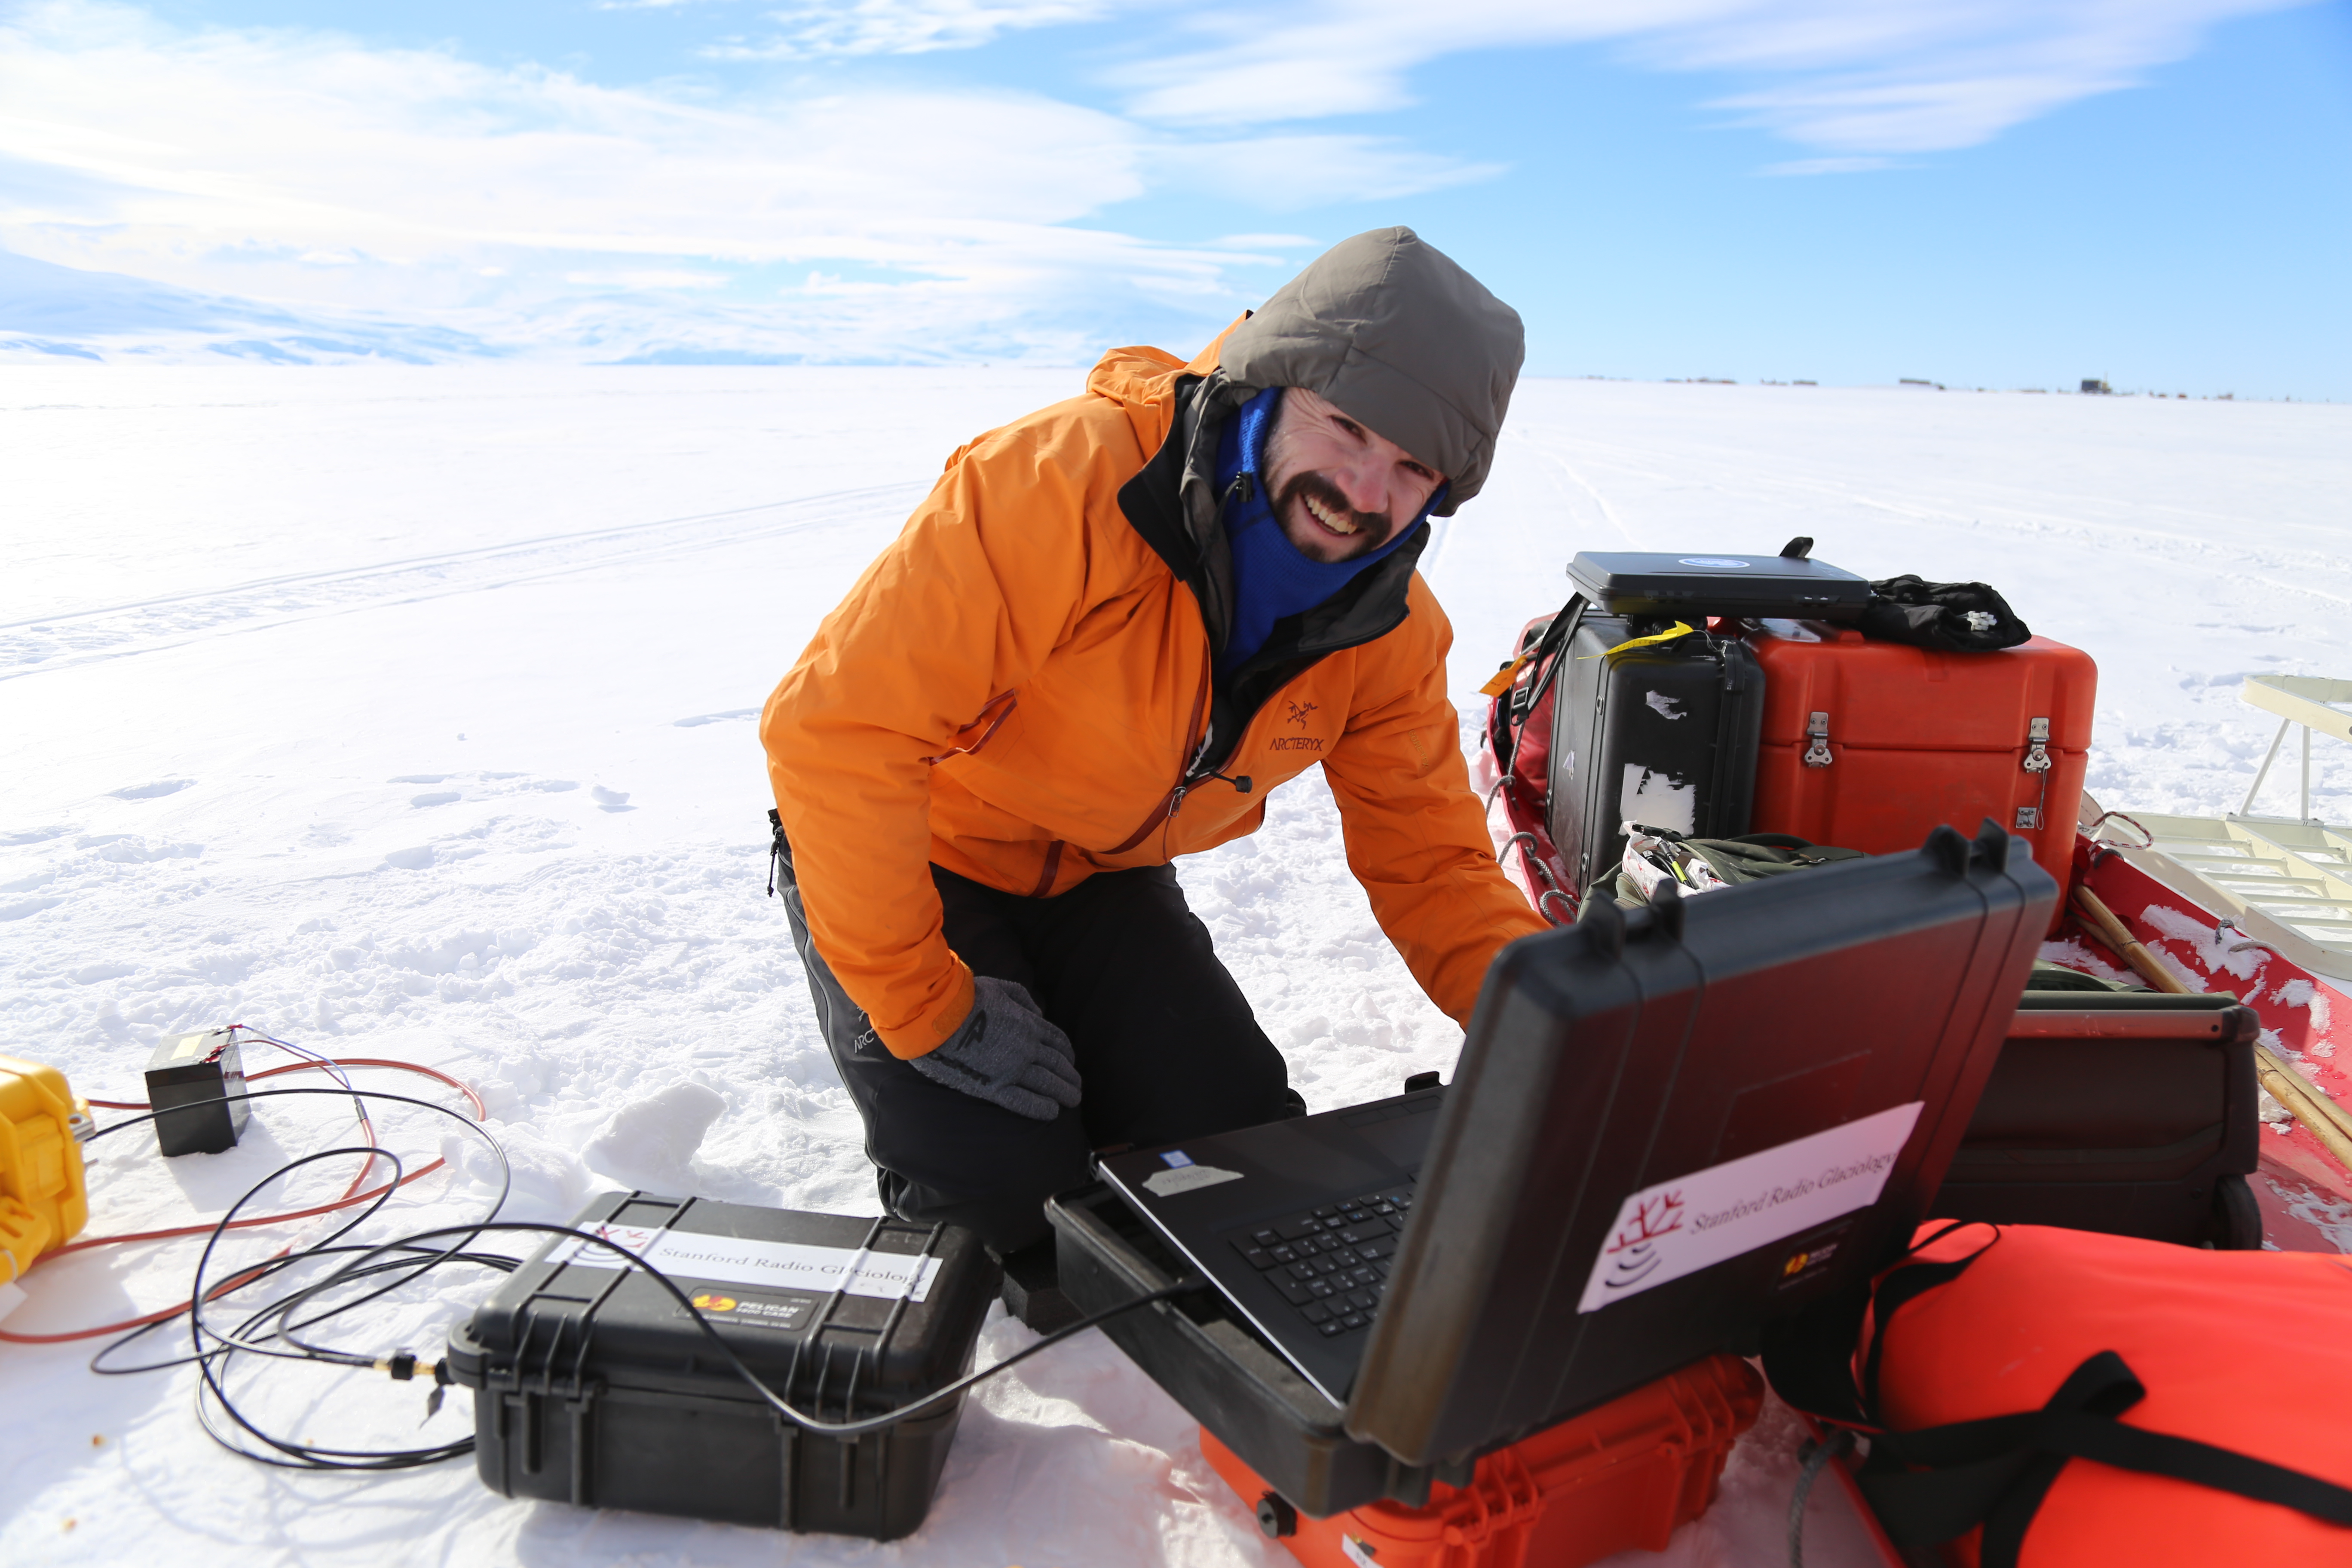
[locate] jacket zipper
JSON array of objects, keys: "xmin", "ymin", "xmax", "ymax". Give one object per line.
[
  {"xmin": 1105, "ymin": 580, "xmax": 1404, "ymax": 858},
  {"xmin": 918, "ymin": 689, "xmax": 1018, "ymax": 765},
  {"xmin": 1026, "ymin": 839, "xmax": 1066, "ymax": 897},
  {"xmin": 1104, "ymin": 649, "xmax": 1214, "ymax": 855}
]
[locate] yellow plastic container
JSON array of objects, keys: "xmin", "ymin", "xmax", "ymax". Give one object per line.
[{"xmin": 0, "ymin": 1054, "xmax": 91, "ymax": 1287}]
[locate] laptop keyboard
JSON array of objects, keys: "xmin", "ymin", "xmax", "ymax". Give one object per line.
[{"xmin": 1230, "ymin": 1185, "xmax": 1415, "ymax": 1339}]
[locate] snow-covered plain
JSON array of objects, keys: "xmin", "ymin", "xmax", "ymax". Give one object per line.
[{"xmin": 4, "ymin": 365, "xmax": 2348, "ymax": 1567}]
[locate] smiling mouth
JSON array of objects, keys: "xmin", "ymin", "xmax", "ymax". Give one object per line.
[{"xmin": 1302, "ymin": 493, "xmax": 1359, "ymax": 536}]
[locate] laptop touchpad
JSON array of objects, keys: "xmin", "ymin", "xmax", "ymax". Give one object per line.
[{"xmin": 1351, "ymin": 1109, "xmax": 1439, "ymax": 1169}]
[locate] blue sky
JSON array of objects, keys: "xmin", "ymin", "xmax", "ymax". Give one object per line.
[{"xmin": 1, "ymin": 0, "xmax": 2346, "ymax": 395}]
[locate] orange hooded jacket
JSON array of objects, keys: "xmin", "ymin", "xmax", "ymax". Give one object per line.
[{"xmin": 761, "ymin": 331, "xmax": 1547, "ymax": 1060}]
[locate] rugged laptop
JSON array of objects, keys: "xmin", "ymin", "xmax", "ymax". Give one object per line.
[
  {"xmin": 1097, "ymin": 822, "xmax": 2055, "ymax": 1464},
  {"xmin": 1567, "ymin": 548, "xmax": 1869, "ymax": 622}
]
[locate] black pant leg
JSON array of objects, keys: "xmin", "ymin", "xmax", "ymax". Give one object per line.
[
  {"xmin": 1013, "ymin": 864, "xmax": 1304, "ymax": 1149},
  {"xmin": 771, "ymin": 827, "xmax": 1090, "ymax": 1254}
]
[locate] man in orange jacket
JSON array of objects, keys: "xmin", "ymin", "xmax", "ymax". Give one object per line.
[{"xmin": 763, "ymin": 227, "xmax": 1548, "ymax": 1292}]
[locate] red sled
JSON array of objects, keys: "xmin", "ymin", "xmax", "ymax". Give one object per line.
[{"xmin": 1473, "ymin": 609, "xmax": 1581, "ymax": 924}]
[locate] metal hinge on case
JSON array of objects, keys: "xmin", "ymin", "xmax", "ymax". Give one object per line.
[
  {"xmin": 1804, "ymin": 712, "xmax": 1832, "ymax": 768},
  {"xmin": 2022, "ymin": 717, "xmax": 2052, "ymax": 774}
]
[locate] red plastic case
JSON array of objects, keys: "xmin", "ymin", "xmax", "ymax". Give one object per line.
[
  {"xmin": 1204, "ymin": 1354, "xmax": 1764, "ymax": 1568},
  {"xmin": 1748, "ymin": 625, "xmax": 2095, "ymax": 917}
]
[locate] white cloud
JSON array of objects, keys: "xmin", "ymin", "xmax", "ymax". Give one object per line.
[
  {"xmin": 0, "ymin": 1, "xmax": 1226, "ymax": 355},
  {"xmin": 561, "ymin": 268, "xmax": 734, "ymax": 287},
  {"xmin": 706, "ymin": 0, "xmax": 1122, "ymax": 59},
  {"xmin": 0, "ymin": 1, "xmax": 1516, "ymax": 359},
  {"xmin": 0, "ymin": 0, "xmax": 2308, "ymax": 360},
  {"xmin": 0, "ymin": 4, "xmax": 1147, "ymax": 248},
  {"xmin": 1150, "ymin": 135, "xmax": 1506, "ymax": 210},
  {"xmin": 1116, "ymin": 1, "xmax": 1710, "ymax": 126},
  {"xmin": 1679, "ymin": 0, "xmax": 2305, "ymax": 152},
  {"xmin": 1712, "ymin": 69, "xmax": 2134, "ymax": 155},
  {"xmin": 1112, "ymin": 0, "xmax": 2309, "ymax": 157},
  {"xmin": 1758, "ymin": 155, "xmax": 1895, "ymax": 176}
]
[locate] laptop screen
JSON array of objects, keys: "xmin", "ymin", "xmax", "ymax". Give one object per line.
[{"xmin": 1343, "ymin": 823, "xmax": 2055, "ymax": 1466}]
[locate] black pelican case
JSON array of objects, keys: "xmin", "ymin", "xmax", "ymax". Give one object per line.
[
  {"xmin": 1936, "ymin": 992, "xmax": 2263, "ymax": 1249},
  {"xmin": 1547, "ymin": 611, "xmax": 1766, "ymax": 895},
  {"xmin": 445, "ymin": 1191, "xmax": 998, "ymax": 1538}
]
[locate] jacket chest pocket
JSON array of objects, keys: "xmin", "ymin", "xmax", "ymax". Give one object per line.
[{"xmin": 922, "ymin": 689, "xmax": 1022, "ymax": 765}]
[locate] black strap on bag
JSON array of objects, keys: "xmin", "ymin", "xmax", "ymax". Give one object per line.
[
  {"xmin": 1866, "ymin": 1352, "xmax": 2352, "ymax": 1565},
  {"xmin": 1492, "ymin": 592, "xmax": 1584, "ymax": 778},
  {"xmin": 1760, "ymin": 1219, "xmax": 1987, "ymax": 1430},
  {"xmin": 1761, "ymin": 1225, "xmax": 2352, "ymax": 1567}
]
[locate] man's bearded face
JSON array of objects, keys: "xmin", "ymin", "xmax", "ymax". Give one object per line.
[{"xmin": 1259, "ymin": 387, "xmax": 1446, "ymax": 563}]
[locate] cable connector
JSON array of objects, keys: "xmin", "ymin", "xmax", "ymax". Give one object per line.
[{"xmin": 375, "ymin": 1350, "xmax": 435, "ymax": 1381}]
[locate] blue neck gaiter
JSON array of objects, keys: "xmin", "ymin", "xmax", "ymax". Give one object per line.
[{"xmin": 1214, "ymin": 387, "xmax": 1436, "ymax": 675}]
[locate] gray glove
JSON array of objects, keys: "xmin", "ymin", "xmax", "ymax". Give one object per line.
[{"xmin": 907, "ymin": 975, "xmax": 1081, "ymax": 1121}]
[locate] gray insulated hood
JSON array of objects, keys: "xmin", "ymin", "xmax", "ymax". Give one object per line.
[{"xmin": 1219, "ymin": 227, "xmax": 1522, "ymax": 514}]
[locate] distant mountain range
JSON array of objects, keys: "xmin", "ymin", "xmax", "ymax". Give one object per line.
[
  {"xmin": 0, "ymin": 248, "xmax": 1233, "ymax": 368},
  {"xmin": 0, "ymin": 249, "xmax": 502, "ymax": 364}
]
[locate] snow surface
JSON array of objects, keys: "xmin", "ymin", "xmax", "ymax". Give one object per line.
[{"xmin": 4, "ymin": 366, "xmax": 2348, "ymax": 1566}]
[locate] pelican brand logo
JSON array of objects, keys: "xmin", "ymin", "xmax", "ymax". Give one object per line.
[{"xmin": 1285, "ymin": 700, "xmax": 1319, "ymax": 729}]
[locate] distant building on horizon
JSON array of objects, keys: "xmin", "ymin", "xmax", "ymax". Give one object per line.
[{"xmin": 2082, "ymin": 378, "xmax": 2112, "ymax": 394}]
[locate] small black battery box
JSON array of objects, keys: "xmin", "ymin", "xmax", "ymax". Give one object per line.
[
  {"xmin": 446, "ymin": 1191, "xmax": 998, "ymax": 1539},
  {"xmin": 144, "ymin": 1027, "xmax": 251, "ymax": 1157}
]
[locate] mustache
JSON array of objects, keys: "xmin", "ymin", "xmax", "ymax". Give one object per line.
[{"xmin": 1274, "ymin": 471, "xmax": 1393, "ymax": 548}]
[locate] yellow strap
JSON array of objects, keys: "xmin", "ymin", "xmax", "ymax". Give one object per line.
[
  {"xmin": 1478, "ymin": 653, "xmax": 1530, "ymax": 698},
  {"xmin": 1581, "ymin": 621, "xmax": 1695, "ymax": 661}
]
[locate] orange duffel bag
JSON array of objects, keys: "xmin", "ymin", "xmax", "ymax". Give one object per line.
[{"xmin": 1763, "ymin": 1221, "xmax": 2352, "ymax": 1566}]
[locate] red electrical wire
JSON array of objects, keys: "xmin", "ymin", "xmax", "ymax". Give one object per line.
[
  {"xmin": 0, "ymin": 1262, "xmax": 286, "ymax": 1346},
  {"xmin": 0, "ymin": 1054, "xmax": 487, "ymax": 1346},
  {"xmin": 70, "ymin": 1057, "xmax": 486, "ymax": 1247}
]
